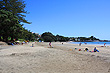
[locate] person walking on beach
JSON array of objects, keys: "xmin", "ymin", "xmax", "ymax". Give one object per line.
[
  {"xmin": 104, "ymin": 43, "xmax": 106, "ymax": 47},
  {"xmin": 49, "ymin": 42, "xmax": 51, "ymax": 47},
  {"xmin": 79, "ymin": 43, "xmax": 82, "ymax": 46}
]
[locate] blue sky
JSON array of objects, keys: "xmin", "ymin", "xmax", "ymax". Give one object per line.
[{"xmin": 23, "ymin": 0, "xmax": 110, "ymax": 40}]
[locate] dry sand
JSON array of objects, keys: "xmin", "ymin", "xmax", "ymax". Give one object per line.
[{"xmin": 0, "ymin": 42, "xmax": 110, "ymax": 73}]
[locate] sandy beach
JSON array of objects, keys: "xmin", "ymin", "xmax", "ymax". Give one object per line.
[{"xmin": 0, "ymin": 42, "xmax": 110, "ymax": 73}]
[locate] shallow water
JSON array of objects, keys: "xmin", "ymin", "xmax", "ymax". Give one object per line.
[{"xmin": 70, "ymin": 42, "xmax": 110, "ymax": 46}]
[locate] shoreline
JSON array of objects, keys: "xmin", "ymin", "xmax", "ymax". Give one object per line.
[{"xmin": 69, "ymin": 41, "xmax": 110, "ymax": 46}]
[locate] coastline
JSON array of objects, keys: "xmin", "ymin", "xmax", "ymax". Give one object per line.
[
  {"xmin": 0, "ymin": 42, "xmax": 110, "ymax": 73},
  {"xmin": 70, "ymin": 41, "xmax": 110, "ymax": 46}
]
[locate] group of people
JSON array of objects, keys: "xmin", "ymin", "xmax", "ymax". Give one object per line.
[
  {"xmin": 49, "ymin": 42, "xmax": 99, "ymax": 52},
  {"xmin": 77, "ymin": 47, "xmax": 99, "ymax": 52},
  {"xmin": 84, "ymin": 47, "xmax": 99, "ymax": 52}
]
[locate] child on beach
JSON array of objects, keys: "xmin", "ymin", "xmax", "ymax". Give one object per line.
[
  {"xmin": 49, "ymin": 42, "xmax": 51, "ymax": 47},
  {"xmin": 84, "ymin": 48, "xmax": 89, "ymax": 52},
  {"xmin": 94, "ymin": 47, "xmax": 99, "ymax": 52}
]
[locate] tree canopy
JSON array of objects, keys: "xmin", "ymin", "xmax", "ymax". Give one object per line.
[
  {"xmin": 0, "ymin": 0, "xmax": 31, "ymax": 24},
  {"xmin": 0, "ymin": 0, "xmax": 33, "ymax": 42},
  {"xmin": 41, "ymin": 32, "xmax": 69, "ymax": 42},
  {"xmin": 0, "ymin": 9, "xmax": 22, "ymax": 41},
  {"xmin": 41, "ymin": 32, "xmax": 55, "ymax": 42}
]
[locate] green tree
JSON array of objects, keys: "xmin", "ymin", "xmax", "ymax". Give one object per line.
[
  {"xmin": 0, "ymin": 9, "xmax": 22, "ymax": 42},
  {"xmin": 41, "ymin": 32, "xmax": 55, "ymax": 42},
  {"xmin": 0, "ymin": 0, "xmax": 31, "ymax": 24},
  {"xmin": 43, "ymin": 36, "xmax": 53, "ymax": 42},
  {"xmin": 33, "ymin": 33, "xmax": 39, "ymax": 41},
  {"xmin": 21, "ymin": 28, "xmax": 36, "ymax": 41},
  {"xmin": 0, "ymin": 0, "xmax": 31, "ymax": 42},
  {"xmin": 56, "ymin": 35, "xmax": 69, "ymax": 42}
]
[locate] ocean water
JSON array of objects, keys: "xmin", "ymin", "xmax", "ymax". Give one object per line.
[{"xmin": 70, "ymin": 42, "xmax": 110, "ymax": 46}]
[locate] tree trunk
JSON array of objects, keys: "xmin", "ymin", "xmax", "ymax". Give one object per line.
[
  {"xmin": 3, "ymin": 36, "xmax": 8, "ymax": 43},
  {"xmin": 0, "ymin": 36, "xmax": 2, "ymax": 41},
  {"xmin": 11, "ymin": 36, "xmax": 14, "ymax": 41}
]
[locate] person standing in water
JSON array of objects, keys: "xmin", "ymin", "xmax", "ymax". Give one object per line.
[
  {"xmin": 79, "ymin": 43, "xmax": 82, "ymax": 46},
  {"xmin": 104, "ymin": 43, "xmax": 106, "ymax": 47}
]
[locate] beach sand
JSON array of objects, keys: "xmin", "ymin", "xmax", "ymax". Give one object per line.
[{"xmin": 0, "ymin": 42, "xmax": 110, "ymax": 73}]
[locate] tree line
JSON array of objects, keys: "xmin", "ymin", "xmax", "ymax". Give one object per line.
[
  {"xmin": 39, "ymin": 32, "xmax": 100, "ymax": 42},
  {"xmin": 72, "ymin": 36, "xmax": 100, "ymax": 42}
]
